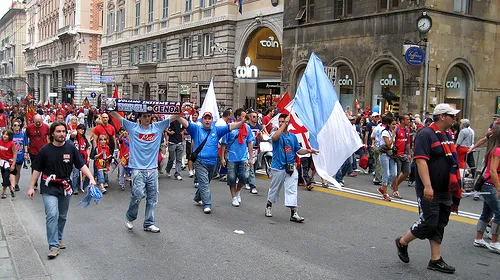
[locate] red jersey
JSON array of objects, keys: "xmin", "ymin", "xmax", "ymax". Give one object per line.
[
  {"xmin": 119, "ymin": 137, "xmax": 130, "ymax": 167},
  {"xmin": 0, "ymin": 114, "xmax": 7, "ymax": 127},
  {"xmin": 394, "ymin": 126, "xmax": 410, "ymax": 156},
  {"xmin": 0, "ymin": 139, "xmax": 15, "ymax": 162},
  {"xmin": 93, "ymin": 124, "xmax": 116, "ymax": 141},
  {"xmin": 26, "ymin": 123, "xmax": 50, "ymax": 155},
  {"xmin": 67, "ymin": 124, "xmax": 78, "ymax": 132},
  {"xmin": 95, "ymin": 144, "xmax": 110, "ymax": 170},
  {"xmin": 74, "ymin": 135, "xmax": 89, "ymax": 163},
  {"xmin": 262, "ymin": 115, "xmax": 272, "ymax": 133}
]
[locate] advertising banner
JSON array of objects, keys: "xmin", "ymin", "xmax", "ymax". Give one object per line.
[{"xmin": 104, "ymin": 98, "xmax": 193, "ymax": 114}]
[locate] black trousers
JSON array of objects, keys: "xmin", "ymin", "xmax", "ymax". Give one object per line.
[
  {"xmin": 410, "ymin": 195, "xmax": 451, "ymax": 244},
  {"xmin": 467, "ymin": 153, "xmax": 476, "ymax": 177}
]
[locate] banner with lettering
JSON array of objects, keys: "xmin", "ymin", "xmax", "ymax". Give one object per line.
[{"xmin": 104, "ymin": 98, "xmax": 192, "ymax": 114}]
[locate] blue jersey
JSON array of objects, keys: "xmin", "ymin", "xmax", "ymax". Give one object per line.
[
  {"xmin": 187, "ymin": 122, "xmax": 230, "ymax": 165},
  {"xmin": 270, "ymin": 132, "xmax": 301, "ymax": 170},
  {"xmin": 13, "ymin": 131, "xmax": 29, "ymax": 164},
  {"xmin": 122, "ymin": 118, "xmax": 170, "ymax": 169},
  {"xmin": 221, "ymin": 124, "xmax": 254, "ymax": 162}
]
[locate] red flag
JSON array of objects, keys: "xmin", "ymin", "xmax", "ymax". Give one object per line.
[
  {"xmin": 47, "ymin": 98, "xmax": 51, "ymax": 108},
  {"xmin": 109, "ymin": 84, "xmax": 123, "ymax": 130},
  {"xmin": 113, "ymin": 84, "xmax": 119, "ymax": 98}
]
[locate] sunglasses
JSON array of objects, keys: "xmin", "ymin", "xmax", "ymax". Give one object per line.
[
  {"xmin": 446, "ymin": 114, "xmax": 456, "ymax": 118},
  {"xmin": 13, "ymin": 124, "xmax": 20, "ymax": 127}
]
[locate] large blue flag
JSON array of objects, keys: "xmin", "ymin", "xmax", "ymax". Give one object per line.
[{"xmin": 293, "ymin": 53, "xmax": 362, "ymax": 187}]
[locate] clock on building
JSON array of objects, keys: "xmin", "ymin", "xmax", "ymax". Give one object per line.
[{"xmin": 416, "ymin": 12, "xmax": 432, "ymax": 34}]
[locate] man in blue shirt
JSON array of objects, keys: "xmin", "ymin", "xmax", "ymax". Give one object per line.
[
  {"xmin": 221, "ymin": 109, "xmax": 254, "ymax": 207},
  {"xmin": 177, "ymin": 111, "xmax": 245, "ymax": 214},
  {"xmin": 247, "ymin": 110, "xmax": 264, "ymax": 194},
  {"xmin": 265, "ymin": 114, "xmax": 318, "ymax": 222},
  {"xmin": 109, "ymin": 111, "xmax": 173, "ymax": 233}
]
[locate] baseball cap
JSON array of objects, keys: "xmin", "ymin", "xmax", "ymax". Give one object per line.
[
  {"xmin": 493, "ymin": 114, "xmax": 500, "ymax": 118},
  {"xmin": 371, "ymin": 112, "xmax": 380, "ymax": 117},
  {"xmin": 432, "ymin": 104, "xmax": 460, "ymax": 116},
  {"xmin": 202, "ymin": 112, "xmax": 213, "ymax": 118},
  {"xmin": 348, "ymin": 116, "xmax": 355, "ymax": 121}
]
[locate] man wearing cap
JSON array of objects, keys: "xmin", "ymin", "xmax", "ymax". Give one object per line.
[
  {"xmin": 176, "ymin": 111, "xmax": 246, "ymax": 214},
  {"xmin": 395, "ymin": 103, "xmax": 460, "ymax": 274}
]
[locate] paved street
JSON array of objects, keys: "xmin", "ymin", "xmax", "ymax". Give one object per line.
[{"xmin": 1, "ymin": 166, "xmax": 499, "ymax": 280}]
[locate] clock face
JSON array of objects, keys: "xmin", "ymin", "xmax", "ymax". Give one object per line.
[{"xmin": 417, "ymin": 18, "xmax": 432, "ymax": 33}]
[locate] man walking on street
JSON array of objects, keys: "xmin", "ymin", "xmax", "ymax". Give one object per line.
[
  {"xmin": 176, "ymin": 111, "xmax": 245, "ymax": 214},
  {"xmin": 109, "ymin": 111, "xmax": 173, "ymax": 232},
  {"xmin": 395, "ymin": 104, "xmax": 461, "ymax": 274},
  {"xmin": 221, "ymin": 109, "xmax": 254, "ymax": 207},
  {"xmin": 26, "ymin": 114, "xmax": 50, "ymax": 190},
  {"xmin": 247, "ymin": 110, "xmax": 263, "ymax": 194},
  {"xmin": 165, "ymin": 119, "xmax": 184, "ymax": 180},
  {"xmin": 27, "ymin": 121, "xmax": 96, "ymax": 259},
  {"xmin": 391, "ymin": 114, "xmax": 412, "ymax": 199},
  {"xmin": 265, "ymin": 114, "xmax": 319, "ymax": 222}
]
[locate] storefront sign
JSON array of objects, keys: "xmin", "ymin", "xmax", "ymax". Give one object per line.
[
  {"xmin": 199, "ymin": 85, "xmax": 209, "ymax": 91},
  {"xmin": 66, "ymin": 84, "xmax": 75, "ymax": 89},
  {"xmin": 324, "ymin": 67, "xmax": 337, "ymax": 83},
  {"xmin": 236, "ymin": 57, "xmax": 259, "ymax": 79},
  {"xmin": 265, "ymin": 83, "xmax": 281, "ymax": 89},
  {"xmin": 379, "ymin": 74, "xmax": 397, "ymax": 86},
  {"xmin": 211, "ymin": 43, "xmax": 227, "ymax": 53},
  {"xmin": 104, "ymin": 98, "xmax": 184, "ymax": 114},
  {"xmin": 404, "ymin": 47, "xmax": 425, "ymax": 66},
  {"xmin": 336, "ymin": 75, "xmax": 353, "ymax": 86},
  {"xmin": 48, "ymin": 92, "xmax": 58, "ymax": 97},
  {"xmin": 260, "ymin": 36, "xmax": 279, "ymax": 48},
  {"xmin": 446, "ymin": 77, "xmax": 460, "ymax": 89}
]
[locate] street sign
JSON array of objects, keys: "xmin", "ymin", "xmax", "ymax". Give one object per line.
[
  {"xmin": 66, "ymin": 84, "xmax": 76, "ymax": 89},
  {"xmin": 100, "ymin": 76, "xmax": 115, "ymax": 83},
  {"xmin": 90, "ymin": 92, "xmax": 97, "ymax": 98},
  {"xmin": 92, "ymin": 75, "xmax": 101, "ymax": 83},
  {"xmin": 405, "ymin": 47, "xmax": 425, "ymax": 66}
]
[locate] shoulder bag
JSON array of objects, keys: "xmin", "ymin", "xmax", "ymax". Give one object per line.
[
  {"xmin": 283, "ymin": 137, "xmax": 295, "ymax": 175},
  {"xmin": 190, "ymin": 129, "xmax": 211, "ymax": 162}
]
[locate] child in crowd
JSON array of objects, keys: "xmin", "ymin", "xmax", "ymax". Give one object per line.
[
  {"xmin": 0, "ymin": 129, "xmax": 17, "ymax": 198},
  {"xmin": 117, "ymin": 127, "xmax": 130, "ymax": 190},
  {"xmin": 95, "ymin": 134, "xmax": 110, "ymax": 193}
]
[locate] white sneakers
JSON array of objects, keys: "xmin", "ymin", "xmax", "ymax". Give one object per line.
[
  {"xmin": 236, "ymin": 191, "xmax": 241, "ymax": 203},
  {"xmin": 189, "ymin": 170, "xmax": 194, "ymax": 178},
  {"xmin": 231, "ymin": 197, "xmax": 240, "ymax": 207},
  {"xmin": 474, "ymin": 239, "xmax": 500, "ymax": 253},
  {"xmin": 203, "ymin": 207, "xmax": 211, "ymax": 214},
  {"xmin": 176, "ymin": 175, "xmax": 182, "ymax": 181},
  {"xmin": 125, "ymin": 220, "xmax": 133, "ymax": 230},
  {"xmin": 144, "ymin": 225, "xmax": 160, "ymax": 233},
  {"xmin": 474, "ymin": 238, "xmax": 490, "ymax": 248},
  {"xmin": 489, "ymin": 242, "xmax": 500, "ymax": 254}
]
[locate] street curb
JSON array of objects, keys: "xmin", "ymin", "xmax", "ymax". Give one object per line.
[{"xmin": 0, "ymin": 198, "xmax": 50, "ymax": 280}]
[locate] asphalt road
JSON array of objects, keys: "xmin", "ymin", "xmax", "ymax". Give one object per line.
[{"xmin": 9, "ymin": 166, "xmax": 500, "ymax": 280}]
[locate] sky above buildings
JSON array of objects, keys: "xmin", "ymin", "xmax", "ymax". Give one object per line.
[{"xmin": 0, "ymin": 1, "xmax": 12, "ymax": 21}]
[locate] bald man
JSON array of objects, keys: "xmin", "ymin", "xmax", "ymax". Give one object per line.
[{"xmin": 26, "ymin": 114, "xmax": 50, "ymax": 190}]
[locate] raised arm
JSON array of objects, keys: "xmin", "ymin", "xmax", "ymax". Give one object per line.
[
  {"xmin": 172, "ymin": 115, "xmax": 189, "ymax": 128},
  {"xmin": 229, "ymin": 119, "xmax": 246, "ymax": 131},
  {"xmin": 109, "ymin": 111, "xmax": 123, "ymax": 124}
]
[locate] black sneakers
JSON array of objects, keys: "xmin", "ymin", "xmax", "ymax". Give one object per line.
[
  {"xmin": 427, "ymin": 257, "xmax": 455, "ymax": 274},
  {"xmin": 395, "ymin": 237, "xmax": 409, "ymax": 263}
]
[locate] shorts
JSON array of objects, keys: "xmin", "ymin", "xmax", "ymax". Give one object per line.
[
  {"xmin": 395, "ymin": 155, "xmax": 410, "ymax": 175},
  {"xmin": 227, "ymin": 161, "xmax": 248, "ymax": 187}
]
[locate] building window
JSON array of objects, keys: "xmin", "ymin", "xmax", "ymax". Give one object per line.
[
  {"xmin": 135, "ymin": 2, "xmax": 141, "ymax": 32},
  {"xmin": 134, "ymin": 47, "xmax": 139, "ymax": 63},
  {"xmin": 203, "ymin": 33, "xmax": 213, "ymax": 56},
  {"xmin": 200, "ymin": 0, "xmax": 215, "ymax": 8},
  {"xmin": 186, "ymin": 0, "xmax": 192, "ymax": 12},
  {"xmin": 161, "ymin": 42, "xmax": 167, "ymax": 61},
  {"xmin": 116, "ymin": 8, "xmax": 125, "ymax": 33},
  {"xmin": 148, "ymin": 0, "xmax": 154, "ymax": 32},
  {"xmin": 130, "ymin": 47, "xmax": 135, "ymax": 65},
  {"xmin": 380, "ymin": 0, "xmax": 398, "ymax": 11},
  {"xmin": 454, "ymin": 0, "xmax": 471, "ymax": 14},
  {"xmin": 106, "ymin": 11, "xmax": 115, "ymax": 34},
  {"xmin": 146, "ymin": 44, "xmax": 152, "ymax": 61},
  {"xmin": 183, "ymin": 37, "xmax": 192, "ymax": 58},
  {"xmin": 162, "ymin": 0, "xmax": 168, "ymax": 28},
  {"xmin": 117, "ymin": 49, "xmax": 122, "ymax": 65},
  {"xmin": 296, "ymin": 0, "xmax": 314, "ymax": 22},
  {"xmin": 139, "ymin": 45, "xmax": 145, "ymax": 63},
  {"xmin": 334, "ymin": 0, "xmax": 352, "ymax": 19},
  {"xmin": 107, "ymin": 51, "xmax": 112, "ymax": 66}
]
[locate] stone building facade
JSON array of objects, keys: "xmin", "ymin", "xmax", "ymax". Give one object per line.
[
  {"xmin": 24, "ymin": 0, "xmax": 104, "ymax": 106},
  {"xmin": 101, "ymin": 0, "xmax": 283, "ymax": 111},
  {"xmin": 282, "ymin": 0, "xmax": 500, "ymax": 137},
  {"xmin": 0, "ymin": 1, "xmax": 27, "ymax": 103}
]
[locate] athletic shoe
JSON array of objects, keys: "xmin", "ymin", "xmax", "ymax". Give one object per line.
[
  {"xmin": 58, "ymin": 241, "xmax": 66, "ymax": 249},
  {"xmin": 245, "ymin": 184, "xmax": 251, "ymax": 190},
  {"xmin": 265, "ymin": 207, "xmax": 272, "ymax": 217},
  {"xmin": 373, "ymin": 179, "xmax": 381, "ymax": 185},
  {"xmin": 488, "ymin": 242, "xmax": 500, "ymax": 254},
  {"xmin": 220, "ymin": 175, "xmax": 227, "ymax": 182},
  {"xmin": 125, "ymin": 220, "xmax": 133, "ymax": 230},
  {"xmin": 290, "ymin": 213, "xmax": 305, "ymax": 223},
  {"xmin": 203, "ymin": 207, "xmax": 211, "ymax": 214},
  {"xmin": 194, "ymin": 183, "xmax": 199, "ymax": 188},
  {"xmin": 427, "ymin": 257, "xmax": 455, "ymax": 274},
  {"xmin": 181, "ymin": 165, "xmax": 187, "ymax": 170},
  {"xmin": 10, "ymin": 190, "xmax": 15, "ymax": 198},
  {"xmin": 213, "ymin": 174, "xmax": 220, "ymax": 179},
  {"xmin": 14, "ymin": 184, "xmax": 19, "ymax": 192},
  {"xmin": 474, "ymin": 238, "xmax": 490, "ymax": 248},
  {"xmin": 236, "ymin": 191, "xmax": 241, "ymax": 203},
  {"xmin": 232, "ymin": 197, "xmax": 240, "ymax": 207},
  {"xmin": 73, "ymin": 190, "xmax": 78, "ymax": 195},
  {"xmin": 195, "ymin": 200, "xmax": 203, "ymax": 206},
  {"xmin": 250, "ymin": 188, "xmax": 258, "ymax": 194},
  {"xmin": 306, "ymin": 184, "xmax": 314, "ymax": 191},
  {"xmin": 104, "ymin": 183, "xmax": 109, "ymax": 188},
  {"xmin": 166, "ymin": 172, "xmax": 171, "ymax": 178},
  {"xmin": 144, "ymin": 225, "xmax": 160, "ymax": 233},
  {"xmin": 189, "ymin": 170, "xmax": 194, "ymax": 178},
  {"xmin": 354, "ymin": 169, "xmax": 361, "ymax": 172},
  {"xmin": 176, "ymin": 175, "xmax": 182, "ymax": 181},
  {"xmin": 395, "ymin": 237, "xmax": 409, "ymax": 263},
  {"xmin": 47, "ymin": 248, "xmax": 59, "ymax": 259},
  {"xmin": 119, "ymin": 184, "xmax": 125, "ymax": 191}
]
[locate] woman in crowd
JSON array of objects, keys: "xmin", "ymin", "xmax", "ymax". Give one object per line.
[
  {"xmin": 11, "ymin": 120, "xmax": 28, "ymax": 192},
  {"xmin": 473, "ymin": 125, "xmax": 500, "ymax": 253},
  {"xmin": 377, "ymin": 116, "xmax": 397, "ymax": 201},
  {"xmin": 70, "ymin": 124, "xmax": 91, "ymax": 194},
  {"xmin": 67, "ymin": 116, "xmax": 79, "ymax": 135},
  {"xmin": 0, "ymin": 129, "xmax": 17, "ymax": 199}
]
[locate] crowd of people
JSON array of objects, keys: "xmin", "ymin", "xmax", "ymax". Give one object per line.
[{"xmin": 0, "ymin": 99, "xmax": 497, "ymax": 273}]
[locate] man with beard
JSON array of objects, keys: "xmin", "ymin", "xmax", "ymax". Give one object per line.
[
  {"xmin": 26, "ymin": 114, "xmax": 50, "ymax": 190},
  {"xmin": 27, "ymin": 121, "xmax": 96, "ymax": 259}
]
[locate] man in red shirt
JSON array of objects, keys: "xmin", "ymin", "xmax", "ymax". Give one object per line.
[
  {"xmin": 26, "ymin": 114, "xmax": 50, "ymax": 189},
  {"xmin": 261, "ymin": 109, "xmax": 273, "ymax": 134},
  {"xmin": 391, "ymin": 114, "xmax": 412, "ymax": 198},
  {"xmin": 92, "ymin": 113, "xmax": 116, "ymax": 148}
]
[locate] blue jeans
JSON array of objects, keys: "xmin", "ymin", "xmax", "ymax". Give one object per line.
[
  {"xmin": 126, "ymin": 169, "xmax": 159, "ymax": 227},
  {"xmin": 72, "ymin": 167, "xmax": 89, "ymax": 191},
  {"xmin": 42, "ymin": 194, "xmax": 71, "ymax": 249},
  {"xmin": 97, "ymin": 170, "xmax": 108, "ymax": 185},
  {"xmin": 476, "ymin": 183, "xmax": 500, "ymax": 233},
  {"xmin": 380, "ymin": 154, "xmax": 397, "ymax": 187},
  {"xmin": 248, "ymin": 165, "xmax": 257, "ymax": 189},
  {"xmin": 193, "ymin": 160, "xmax": 216, "ymax": 209},
  {"xmin": 227, "ymin": 161, "xmax": 248, "ymax": 187},
  {"xmin": 335, "ymin": 158, "xmax": 350, "ymax": 182}
]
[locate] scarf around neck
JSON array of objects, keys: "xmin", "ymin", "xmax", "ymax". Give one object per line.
[
  {"xmin": 238, "ymin": 124, "xmax": 248, "ymax": 144},
  {"xmin": 430, "ymin": 123, "xmax": 462, "ymax": 213}
]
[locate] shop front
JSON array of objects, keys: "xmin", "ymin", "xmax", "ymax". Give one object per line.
[
  {"xmin": 333, "ymin": 65, "xmax": 355, "ymax": 112},
  {"xmin": 444, "ymin": 66, "xmax": 468, "ymax": 119},
  {"xmin": 371, "ymin": 64, "xmax": 401, "ymax": 114},
  {"xmin": 235, "ymin": 26, "xmax": 282, "ymax": 110}
]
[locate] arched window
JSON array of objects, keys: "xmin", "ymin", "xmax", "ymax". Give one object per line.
[
  {"xmin": 371, "ymin": 64, "xmax": 400, "ymax": 114},
  {"xmin": 445, "ymin": 66, "xmax": 468, "ymax": 117}
]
